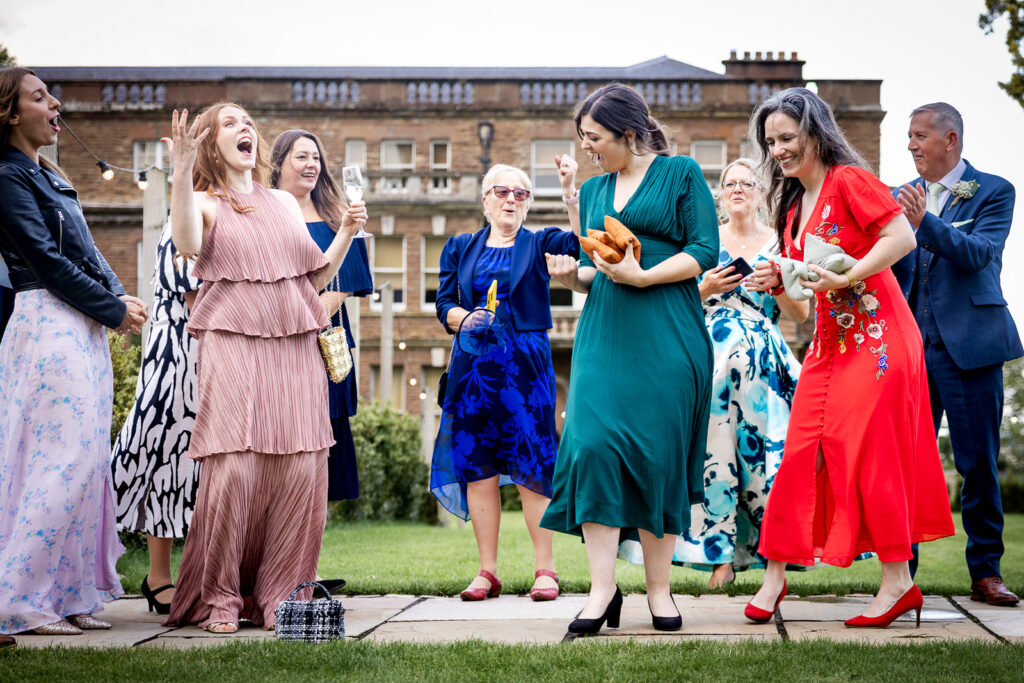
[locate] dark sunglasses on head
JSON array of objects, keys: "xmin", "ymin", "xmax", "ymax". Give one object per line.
[{"xmin": 489, "ymin": 185, "xmax": 531, "ymax": 202}]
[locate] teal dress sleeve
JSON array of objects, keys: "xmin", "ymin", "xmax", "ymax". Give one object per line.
[{"xmin": 676, "ymin": 157, "xmax": 720, "ymax": 272}]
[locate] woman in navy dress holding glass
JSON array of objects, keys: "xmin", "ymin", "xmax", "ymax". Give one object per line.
[
  {"xmin": 432, "ymin": 161, "xmax": 580, "ymax": 602},
  {"xmin": 271, "ymin": 129, "xmax": 372, "ymax": 503}
]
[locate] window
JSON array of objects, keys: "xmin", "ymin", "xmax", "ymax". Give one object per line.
[
  {"xmin": 429, "ymin": 140, "xmax": 452, "ymax": 194},
  {"xmin": 690, "ymin": 140, "xmax": 727, "ymax": 187},
  {"xmin": 345, "ymin": 139, "xmax": 366, "ymax": 169},
  {"xmin": 422, "ymin": 235, "xmax": 446, "ymax": 310},
  {"xmin": 380, "ymin": 140, "xmax": 414, "ymax": 171},
  {"xmin": 370, "ymin": 365, "xmax": 405, "ymax": 410},
  {"xmin": 531, "ymin": 140, "xmax": 574, "ymax": 196},
  {"xmin": 370, "ymin": 235, "xmax": 405, "ymax": 311},
  {"xmin": 430, "ymin": 140, "xmax": 450, "ymax": 170},
  {"xmin": 133, "ymin": 140, "xmax": 172, "ymax": 176}
]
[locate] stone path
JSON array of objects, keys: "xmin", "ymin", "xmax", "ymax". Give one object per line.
[{"xmin": 11, "ymin": 592, "xmax": 1023, "ymax": 648}]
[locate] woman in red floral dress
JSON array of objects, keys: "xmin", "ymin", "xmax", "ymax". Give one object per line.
[{"xmin": 743, "ymin": 88, "xmax": 954, "ymax": 628}]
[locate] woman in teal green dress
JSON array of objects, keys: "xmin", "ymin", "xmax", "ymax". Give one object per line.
[{"xmin": 541, "ymin": 84, "xmax": 718, "ymax": 634}]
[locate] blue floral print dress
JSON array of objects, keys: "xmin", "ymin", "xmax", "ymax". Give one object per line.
[
  {"xmin": 430, "ymin": 246, "xmax": 558, "ymax": 519},
  {"xmin": 619, "ymin": 242, "xmax": 801, "ymax": 571}
]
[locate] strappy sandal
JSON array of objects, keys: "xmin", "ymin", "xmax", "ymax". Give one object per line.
[
  {"xmin": 529, "ymin": 569, "xmax": 560, "ymax": 601},
  {"xmin": 459, "ymin": 570, "xmax": 502, "ymax": 601},
  {"xmin": 205, "ymin": 622, "xmax": 239, "ymax": 634}
]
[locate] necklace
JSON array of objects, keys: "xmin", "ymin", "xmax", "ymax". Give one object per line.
[{"xmin": 727, "ymin": 226, "xmax": 760, "ymax": 251}]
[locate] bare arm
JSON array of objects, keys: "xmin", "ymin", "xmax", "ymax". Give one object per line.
[
  {"xmin": 747, "ymin": 261, "xmax": 810, "ymax": 322},
  {"xmin": 802, "ymin": 214, "xmax": 917, "ymax": 292},
  {"xmin": 163, "ymin": 110, "xmax": 210, "ymax": 259},
  {"xmin": 591, "ymin": 242, "xmax": 702, "ymax": 288},
  {"xmin": 555, "ymin": 154, "xmax": 581, "ymax": 235},
  {"xmin": 320, "ymin": 291, "xmax": 349, "ymax": 318}
]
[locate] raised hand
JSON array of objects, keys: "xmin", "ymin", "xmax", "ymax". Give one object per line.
[
  {"xmin": 555, "ymin": 154, "xmax": 579, "ymax": 199},
  {"xmin": 896, "ymin": 182, "xmax": 927, "ymax": 228},
  {"xmin": 162, "ymin": 109, "xmax": 210, "ymax": 172}
]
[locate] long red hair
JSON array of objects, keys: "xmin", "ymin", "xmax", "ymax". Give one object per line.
[{"xmin": 191, "ymin": 102, "xmax": 270, "ymax": 213}]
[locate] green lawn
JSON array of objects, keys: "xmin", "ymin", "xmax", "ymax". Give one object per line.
[
  {"xmin": 115, "ymin": 512, "xmax": 1024, "ymax": 598},
  {"xmin": 5, "ymin": 639, "xmax": 1024, "ymax": 681}
]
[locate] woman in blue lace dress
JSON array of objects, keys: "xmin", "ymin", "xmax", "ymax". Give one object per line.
[{"xmin": 432, "ymin": 161, "xmax": 580, "ymax": 602}]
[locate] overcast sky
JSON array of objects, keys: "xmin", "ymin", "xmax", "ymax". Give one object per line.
[{"xmin": 4, "ymin": 0, "xmax": 1024, "ymax": 324}]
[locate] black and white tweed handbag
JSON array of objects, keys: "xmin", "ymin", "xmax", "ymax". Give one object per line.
[{"xmin": 274, "ymin": 581, "xmax": 345, "ymax": 642}]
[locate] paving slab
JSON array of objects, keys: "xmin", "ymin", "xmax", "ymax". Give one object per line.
[
  {"xmin": 581, "ymin": 633, "xmax": 781, "ymax": 644},
  {"xmin": 616, "ymin": 594, "xmax": 777, "ymax": 637},
  {"xmin": 366, "ymin": 618, "xmax": 570, "ymax": 645},
  {"xmin": 14, "ymin": 597, "xmax": 176, "ymax": 649},
  {"xmin": 391, "ymin": 594, "xmax": 587, "ymax": 622},
  {"xmin": 778, "ymin": 594, "xmax": 965, "ymax": 624},
  {"xmin": 951, "ymin": 597, "xmax": 1024, "ymax": 641}
]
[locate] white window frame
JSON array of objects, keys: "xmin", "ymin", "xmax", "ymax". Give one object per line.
[
  {"xmin": 133, "ymin": 140, "xmax": 172, "ymax": 177},
  {"xmin": 370, "ymin": 235, "xmax": 406, "ymax": 313},
  {"xmin": 421, "ymin": 234, "xmax": 446, "ymax": 312},
  {"xmin": 345, "ymin": 139, "xmax": 366, "ymax": 170},
  {"xmin": 530, "ymin": 140, "xmax": 574, "ymax": 197},
  {"xmin": 429, "ymin": 140, "xmax": 450, "ymax": 170},
  {"xmin": 690, "ymin": 140, "xmax": 727, "ymax": 187},
  {"xmin": 380, "ymin": 140, "xmax": 415, "ymax": 171}
]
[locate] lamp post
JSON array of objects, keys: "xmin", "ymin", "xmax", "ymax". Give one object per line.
[
  {"xmin": 375, "ymin": 281, "xmax": 393, "ymax": 404},
  {"xmin": 477, "ymin": 121, "xmax": 494, "ymax": 177}
]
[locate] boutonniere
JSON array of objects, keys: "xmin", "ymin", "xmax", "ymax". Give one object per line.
[{"xmin": 950, "ymin": 179, "xmax": 980, "ymax": 207}]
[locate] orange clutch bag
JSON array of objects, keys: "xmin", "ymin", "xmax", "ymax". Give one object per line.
[{"xmin": 577, "ymin": 216, "xmax": 641, "ymax": 264}]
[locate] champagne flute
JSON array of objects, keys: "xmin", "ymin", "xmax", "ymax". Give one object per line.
[{"xmin": 341, "ymin": 165, "xmax": 370, "ymax": 238}]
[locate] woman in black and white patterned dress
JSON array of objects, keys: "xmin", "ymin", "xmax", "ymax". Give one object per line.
[{"xmin": 111, "ymin": 223, "xmax": 200, "ymax": 614}]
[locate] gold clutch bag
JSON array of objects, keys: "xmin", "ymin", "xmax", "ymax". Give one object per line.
[{"xmin": 318, "ymin": 274, "xmax": 353, "ymax": 384}]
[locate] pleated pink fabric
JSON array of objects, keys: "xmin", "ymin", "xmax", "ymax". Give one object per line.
[{"xmin": 167, "ymin": 184, "xmax": 334, "ymax": 630}]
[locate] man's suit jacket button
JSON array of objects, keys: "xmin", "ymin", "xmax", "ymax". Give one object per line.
[
  {"xmin": 923, "ymin": 277, "xmax": 928, "ymax": 282},
  {"xmin": 924, "ymin": 307, "xmax": 930, "ymax": 312}
]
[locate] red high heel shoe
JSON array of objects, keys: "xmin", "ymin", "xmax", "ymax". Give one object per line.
[
  {"xmin": 529, "ymin": 569, "xmax": 560, "ymax": 602},
  {"xmin": 744, "ymin": 580, "xmax": 787, "ymax": 623},
  {"xmin": 460, "ymin": 570, "xmax": 502, "ymax": 601},
  {"xmin": 845, "ymin": 585, "xmax": 923, "ymax": 628}
]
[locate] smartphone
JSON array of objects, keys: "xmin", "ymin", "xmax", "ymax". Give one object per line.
[{"xmin": 723, "ymin": 255, "xmax": 754, "ymax": 279}]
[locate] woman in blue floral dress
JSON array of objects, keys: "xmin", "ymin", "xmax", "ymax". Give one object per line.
[
  {"xmin": 618, "ymin": 159, "xmax": 807, "ymax": 587},
  {"xmin": 432, "ymin": 162, "xmax": 579, "ymax": 602}
]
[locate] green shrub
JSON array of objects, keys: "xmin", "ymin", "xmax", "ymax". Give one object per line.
[
  {"xmin": 330, "ymin": 401, "xmax": 438, "ymax": 523},
  {"xmin": 108, "ymin": 331, "xmax": 142, "ymax": 446}
]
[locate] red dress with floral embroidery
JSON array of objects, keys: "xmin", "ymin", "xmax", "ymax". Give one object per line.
[{"xmin": 758, "ymin": 165, "xmax": 954, "ymax": 566}]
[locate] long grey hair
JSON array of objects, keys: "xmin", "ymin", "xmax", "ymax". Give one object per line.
[{"xmin": 749, "ymin": 87, "xmax": 868, "ymax": 245}]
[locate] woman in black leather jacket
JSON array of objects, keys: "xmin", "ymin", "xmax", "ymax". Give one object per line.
[{"xmin": 0, "ymin": 67, "xmax": 147, "ymax": 637}]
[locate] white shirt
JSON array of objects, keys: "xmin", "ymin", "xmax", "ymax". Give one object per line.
[{"xmin": 929, "ymin": 158, "xmax": 967, "ymax": 215}]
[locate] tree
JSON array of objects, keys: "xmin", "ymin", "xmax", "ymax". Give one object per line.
[
  {"xmin": 0, "ymin": 44, "xmax": 15, "ymax": 67},
  {"xmin": 980, "ymin": 1, "xmax": 1024, "ymax": 108},
  {"xmin": 1002, "ymin": 356, "xmax": 1024, "ymax": 470}
]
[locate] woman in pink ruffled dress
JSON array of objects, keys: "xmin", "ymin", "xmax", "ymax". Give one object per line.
[{"xmin": 163, "ymin": 104, "xmax": 365, "ymax": 633}]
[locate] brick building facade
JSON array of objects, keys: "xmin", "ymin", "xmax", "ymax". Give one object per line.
[{"xmin": 34, "ymin": 52, "xmax": 884, "ymax": 430}]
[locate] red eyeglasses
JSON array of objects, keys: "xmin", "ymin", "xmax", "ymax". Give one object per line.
[{"xmin": 488, "ymin": 185, "xmax": 531, "ymax": 202}]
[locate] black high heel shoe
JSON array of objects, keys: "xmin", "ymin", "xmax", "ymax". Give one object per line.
[
  {"xmin": 141, "ymin": 575, "xmax": 174, "ymax": 615},
  {"xmin": 568, "ymin": 585, "xmax": 623, "ymax": 635},
  {"xmin": 648, "ymin": 595, "xmax": 682, "ymax": 631}
]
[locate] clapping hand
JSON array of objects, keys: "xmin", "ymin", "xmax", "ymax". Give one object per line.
[
  {"xmin": 162, "ymin": 109, "xmax": 210, "ymax": 171},
  {"xmin": 896, "ymin": 182, "xmax": 927, "ymax": 228}
]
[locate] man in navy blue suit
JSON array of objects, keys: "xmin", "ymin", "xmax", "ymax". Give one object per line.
[{"xmin": 894, "ymin": 102, "xmax": 1022, "ymax": 606}]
